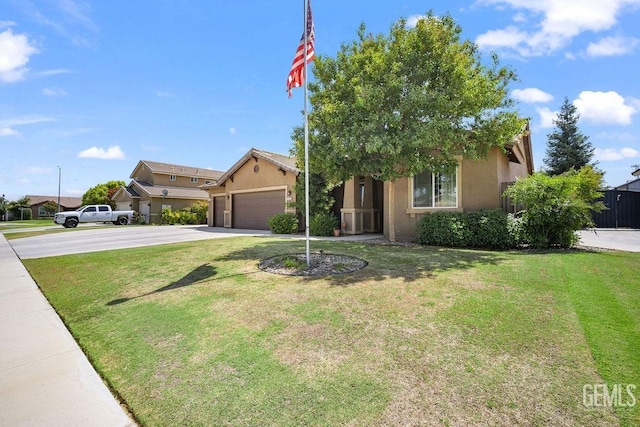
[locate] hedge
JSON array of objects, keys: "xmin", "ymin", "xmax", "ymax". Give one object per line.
[{"xmin": 416, "ymin": 210, "xmax": 518, "ymax": 249}]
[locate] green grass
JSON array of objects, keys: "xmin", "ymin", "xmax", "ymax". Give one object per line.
[
  {"xmin": 22, "ymin": 237, "xmax": 640, "ymax": 426},
  {"xmin": 0, "ymin": 219, "xmax": 55, "ymax": 229}
]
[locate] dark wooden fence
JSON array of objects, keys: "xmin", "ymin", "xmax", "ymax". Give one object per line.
[{"xmin": 592, "ymin": 189, "xmax": 640, "ymax": 229}]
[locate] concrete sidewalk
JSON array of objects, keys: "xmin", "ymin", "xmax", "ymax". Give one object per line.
[{"xmin": 0, "ymin": 234, "xmax": 135, "ymax": 426}]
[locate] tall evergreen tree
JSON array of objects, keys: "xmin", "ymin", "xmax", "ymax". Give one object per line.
[{"xmin": 544, "ymin": 97, "xmax": 594, "ymax": 175}]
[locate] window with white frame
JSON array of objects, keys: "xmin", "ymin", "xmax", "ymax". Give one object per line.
[
  {"xmin": 190, "ymin": 177, "xmax": 198, "ymax": 183},
  {"xmin": 169, "ymin": 175, "xmax": 176, "ymax": 181},
  {"xmin": 413, "ymin": 168, "xmax": 457, "ymax": 208}
]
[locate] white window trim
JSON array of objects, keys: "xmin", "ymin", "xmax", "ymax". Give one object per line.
[
  {"xmin": 407, "ymin": 167, "xmax": 460, "ymax": 213},
  {"xmin": 190, "ymin": 177, "xmax": 198, "ymax": 183},
  {"xmin": 169, "ymin": 175, "xmax": 177, "ymax": 181}
]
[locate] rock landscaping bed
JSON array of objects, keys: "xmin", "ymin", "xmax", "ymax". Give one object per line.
[{"xmin": 258, "ymin": 252, "xmax": 367, "ymax": 276}]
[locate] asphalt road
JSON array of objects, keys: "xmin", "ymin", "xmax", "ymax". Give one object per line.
[{"xmin": 8, "ymin": 225, "xmax": 272, "ymax": 259}]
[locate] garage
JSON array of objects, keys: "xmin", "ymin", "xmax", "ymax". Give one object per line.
[
  {"xmin": 232, "ymin": 190, "xmax": 285, "ymax": 230},
  {"xmin": 213, "ymin": 196, "xmax": 225, "ymax": 227}
]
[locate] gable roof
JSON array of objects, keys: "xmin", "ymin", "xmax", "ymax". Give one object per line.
[
  {"xmin": 112, "ymin": 184, "xmax": 141, "ymax": 201},
  {"xmin": 131, "ymin": 181, "xmax": 210, "ymax": 200},
  {"xmin": 130, "ymin": 160, "xmax": 224, "ymax": 180},
  {"xmin": 504, "ymin": 121, "xmax": 534, "ymax": 175},
  {"xmin": 26, "ymin": 195, "xmax": 83, "ymax": 208},
  {"xmin": 207, "ymin": 148, "xmax": 299, "ymax": 188}
]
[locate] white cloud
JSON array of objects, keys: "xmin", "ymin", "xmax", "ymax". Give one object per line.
[
  {"xmin": 0, "ymin": 29, "xmax": 39, "ymax": 82},
  {"xmin": 594, "ymin": 131, "xmax": 638, "ymax": 143},
  {"xmin": 406, "ymin": 15, "xmax": 425, "ymax": 28},
  {"xmin": 24, "ymin": 166, "xmax": 52, "ymax": 174},
  {"xmin": 586, "ymin": 35, "xmax": 640, "ymax": 56},
  {"xmin": 574, "ymin": 91, "xmax": 637, "ymax": 125},
  {"xmin": 536, "ymin": 106, "xmax": 557, "ymax": 128},
  {"xmin": 78, "ymin": 145, "xmax": 126, "ymax": 160},
  {"xmin": 0, "ymin": 115, "xmax": 55, "ymax": 136},
  {"xmin": 229, "ymin": 127, "xmax": 237, "ymax": 135},
  {"xmin": 0, "ymin": 21, "xmax": 16, "ymax": 29},
  {"xmin": 476, "ymin": 0, "xmax": 640, "ymax": 56},
  {"xmin": 512, "ymin": 88, "xmax": 554, "ymax": 103},
  {"xmin": 35, "ymin": 69, "xmax": 73, "ymax": 77},
  {"xmin": 0, "ymin": 115, "xmax": 55, "ymax": 127},
  {"xmin": 155, "ymin": 90, "xmax": 174, "ymax": 98},
  {"xmin": 0, "ymin": 127, "xmax": 19, "ymax": 137},
  {"xmin": 43, "ymin": 87, "xmax": 68, "ymax": 96},
  {"xmin": 594, "ymin": 147, "xmax": 640, "ymax": 161}
]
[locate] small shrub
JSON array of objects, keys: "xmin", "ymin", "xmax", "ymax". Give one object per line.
[
  {"xmin": 416, "ymin": 211, "xmax": 471, "ymax": 248},
  {"xmin": 503, "ymin": 166, "xmax": 605, "ymax": 249},
  {"xmin": 268, "ymin": 213, "xmax": 298, "ymax": 234},
  {"xmin": 188, "ymin": 201, "xmax": 208, "ymax": 224},
  {"xmin": 309, "ymin": 211, "xmax": 338, "ymax": 236},
  {"xmin": 161, "ymin": 208, "xmax": 179, "ymax": 225},
  {"xmin": 466, "ymin": 210, "xmax": 518, "ymax": 249}
]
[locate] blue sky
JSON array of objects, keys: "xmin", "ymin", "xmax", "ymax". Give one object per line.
[{"xmin": 2, "ymin": 0, "xmax": 640, "ymax": 201}]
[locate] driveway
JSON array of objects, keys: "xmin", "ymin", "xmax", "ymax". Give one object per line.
[
  {"xmin": 9, "ymin": 225, "xmax": 272, "ymax": 259},
  {"xmin": 577, "ymin": 229, "xmax": 640, "ymax": 252}
]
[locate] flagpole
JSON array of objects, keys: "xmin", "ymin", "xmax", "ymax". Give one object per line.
[{"xmin": 303, "ymin": 0, "xmax": 311, "ymax": 267}]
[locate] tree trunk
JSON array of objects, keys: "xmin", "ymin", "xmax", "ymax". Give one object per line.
[{"xmin": 388, "ymin": 180, "xmax": 396, "ymax": 242}]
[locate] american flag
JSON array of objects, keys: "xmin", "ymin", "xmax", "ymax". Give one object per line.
[{"xmin": 287, "ymin": 0, "xmax": 315, "ymax": 97}]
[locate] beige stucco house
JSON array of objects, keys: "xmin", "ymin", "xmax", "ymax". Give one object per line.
[
  {"xmin": 113, "ymin": 160, "xmax": 224, "ymax": 224},
  {"xmin": 202, "ymin": 148, "xmax": 299, "ymax": 229},
  {"xmin": 205, "ymin": 129, "xmax": 533, "ymax": 239}
]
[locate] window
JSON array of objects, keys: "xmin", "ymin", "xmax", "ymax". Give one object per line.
[
  {"xmin": 170, "ymin": 175, "xmax": 177, "ymax": 181},
  {"xmin": 84, "ymin": 206, "xmax": 97, "ymax": 212},
  {"xmin": 204, "ymin": 180, "xmax": 214, "ymax": 185},
  {"xmin": 38, "ymin": 206, "xmax": 47, "ymax": 216},
  {"xmin": 162, "ymin": 204, "xmax": 172, "ymax": 211},
  {"xmin": 190, "ymin": 177, "xmax": 198, "ymax": 183},
  {"xmin": 98, "ymin": 206, "xmax": 109, "ymax": 212},
  {"xmin": 413, "ymin": 168, "xmax": 457, "ymax": 208}
]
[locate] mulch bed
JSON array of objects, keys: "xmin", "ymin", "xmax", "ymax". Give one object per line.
[{"xmin": 258, "ymin": 252, "xmax": 368, "ymax": 276}]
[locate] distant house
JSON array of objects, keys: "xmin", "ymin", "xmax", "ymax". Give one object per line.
[
  {"xmin": 203, "ymin": 128, "xmax": 533, "ymax": 239},
  {"xmin": 26, "ymin": 195, "xmax": 82, "ymax": 219},
  {"xmin": 113, "ymin": 160, "xmax": 224, "ymax": 224}
]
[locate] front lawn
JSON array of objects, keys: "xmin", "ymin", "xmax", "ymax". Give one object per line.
[{"xmin": 23, "ymin": 237, "xmax": 639, "ymax": 426}]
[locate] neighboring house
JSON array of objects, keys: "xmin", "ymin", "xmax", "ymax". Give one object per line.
[
  {"xmin": 113, "ymin": 160, "xmax": 224, "ymax": 224},
  {"xmin": 204, "ymin": 129, "xmax": 533, "ymax": 239},
  {"xmin": 26, "ymin": 195, "xmax": 82, "ymax": 219},
  {"xmin": 203, "ymin": 148, "xmax": 299, "ymax": 230}
]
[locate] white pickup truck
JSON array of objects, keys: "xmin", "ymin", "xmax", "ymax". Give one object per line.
[{"xmin": 54, "ymin": 205, "xmax": 136, "ymax": 228}]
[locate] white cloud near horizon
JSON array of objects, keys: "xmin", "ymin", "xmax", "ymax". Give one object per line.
[
  {"xmin": 574, "ymin": 91, "xmax": 638, "ymax": 125},
  {"xmin": 512, "ymin": 88, "xmax": 554, "ymax": 103},
  {"xmin": 78, "ymin": 145, "xmax": 126, "ymax": 160},
  {"xmin": 229, "ymin": 127, "xmax": 237, "ymax": 135},
  {"xmin": 0, "ymin": 28, "xmax": 38, "ymax": 82},
  {"xmin": 594, "ymin": 147, "xmax": 640, "ymax": 161},
  {"xmin": 476, "ymin": 0, "xmax": 640, "ymax": 56}
]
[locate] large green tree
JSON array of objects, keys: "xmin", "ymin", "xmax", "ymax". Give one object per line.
[
  {"xmin": 82, "ymin": 180, "xmax": 125, "ymax": 208},
  {"xmin": 292, "ymin": 12, "xmax": 526, "ymax": 239},
  {"xmin": 8, "ymin": 196, "xmax": 31, "ymax": 220},
  {"xmin": 543, "ymin": 97, "xmax": 594, "ymax": 175}
]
